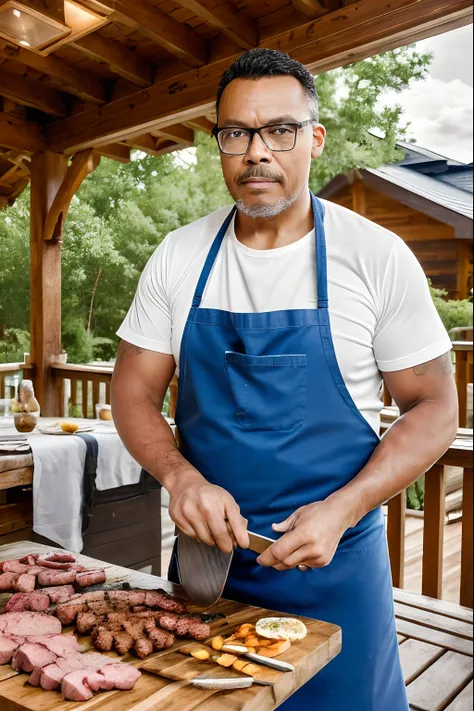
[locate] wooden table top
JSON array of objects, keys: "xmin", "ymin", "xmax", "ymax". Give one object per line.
[{"xmin": 0, "ymin": 541, "xmax": 341, "ymax": 711}]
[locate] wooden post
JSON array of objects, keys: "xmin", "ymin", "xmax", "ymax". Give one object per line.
[
  {"xmin": 29, "ymin": 152, "xmax": 68, "ymax": 416},
  {"xmin": 387, "ymin": 490, "xmax": 406, "ymax": 588},
  {"xmin": 350, "ymin": 180, "xmax": 366, "ymax": 216},
  {"xmin": 460, "ymin": 468, "xmax": 473, "ymax": 608},
  {"xmin": 422, "ymin": 464, "xmax": 445, "ymax": 600}
]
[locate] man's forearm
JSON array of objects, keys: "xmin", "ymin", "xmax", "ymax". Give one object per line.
[{"xmin": 328, "ymin": 399, "xmax": 458, "ymax": 529}]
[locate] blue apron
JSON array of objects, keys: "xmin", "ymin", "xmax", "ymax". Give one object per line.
[{"xmin": 169, "ymin": 194, "xmax": 409, "ymax": 710}]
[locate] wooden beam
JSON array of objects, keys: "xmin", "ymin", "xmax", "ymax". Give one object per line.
[
  {"xmin": 0, "ymin": 44, "xmax": 106, "ymax": 105},
  {"xmin": 125, "ymin": 133, "xmax": 160, "ymax": 154},
  {"xmin": 103, "ymin": 0, "xmax": 208, "ymax": 68},
  {"xmin": 30, "ymin": 152, "xmax": 68, "ymax": 416},
  {"xmin": 0, "ymin": 113, "xmax": 46, "ymax": 154},
  {"xmin": 43, "ymin": 149, "xmax": 100, "ymax": 241},
  {"xmin": 153, "ymin": 123, "xmax": 194, "ymax": 146},
  {"xmin": 184, "ymin": 116, "xmax": 215, "ymax": 135},
  {"xmin": 46, "ymin": 0, "xmax": 473, "ymax": 153},
  {"xmin": 73, "ymin": 33, "xmax": 153, "ymax": 87},
  {"xmin": 172, "ymin": 0, "xmax": 258, "ymax": 49},
  {"xmin": 0, "ymin": 70, "xmax": 68, "ymax": 117},
  {"xmin": 95, "ymin": 143, "xmax": 131, "ymax": 163},
  {"xmin": 290, "ymin": 0, "xmax": 328, "ymax": 19}
]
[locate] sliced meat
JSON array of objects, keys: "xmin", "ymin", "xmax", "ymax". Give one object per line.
[
  {"xmin": 56, "ymin": 600, "xmax": 87, "ymax": 625},
  {"xmin": 185, "ymin": 620, "xmax": 210, "ymax": 641},
  {"xmin": 108, "ymin": 591, "xmax": 146, "ymax": 606},
  {"xmin": 133, "ymin": 636, "xmax": 153, "ymax": 659},
  {"xmin": 86, "ymin": 601, "xmax": 115, "ymax": 615},
  {"xmin": 45, "ymin": 553, "xmax": 76, "ymax": 564},
  {"xmin": 27, "ymin": 565, "xmax": 45, "ymax": 575},
  {"xmin": 14, "ymin": 573, "xmax": 36, "ymax": 593},
  {"xmin": 148, "ymin": 627, "xmax": 174, "ymax": 651},
  {"xmin": 40, "ymin": 652, "xmax": 111, "ymax": 690},
  {"xmin": 40, "ymin": 585, "xmax": 75, "ymax": 604},
  {"xmin": 3, "ymin": 560, "xmax": 31, "ymax": 574},
  {"xmin": 12, "ymin": 643, "xmax": 57, "ymax": 673},
  {"xmin": 5, "ymin": 592, "xmax": 50, "ymax": 613},
  {"xmin": 97, "ymin": 663, "xmax": 141, "ymax": 691},
  {"xmin": 75, "ymin": 569, "xmax": 106, "ymax": 588},
  {"xmin": 158, "ymin": 612, "xmax": 179, "ymax": 632},
  {"xmin": 0, "ymin": 635, "xmax": 20, "ymax": 664},
  {"xmin": 0, "ymin": 572, "xmax": 20, "ymax": 591},
  {"xmin": 37, "ymin": 553, "xmax": 75, "ymax": 570},
  {"xmin": 28, "ymin": 634, "xmax": 80, "ymax": 657},
  {"xmin": 61, "ymin": 670, "xmax": 97, "ymax": 701},
  {"xmin": 145, "ymin": 591, "xmax": 187, "ymax": 614},
  {"xmin": 76, "ymin": 612, "xmax": 100, "ymax": 635},
  {"xmin": 19, "ymin": 555, "xmax": 38, "ymax": 567},
  {"xmin": 37, "ymin": 569, "xmax": 76, "ymax": 587},
  {"xmin": 0, "ymin": 612, "xmax": 62, "ymax": 637},
  {"xmin": 91, "ymin": 627, "xmax": 114, "ymax": 652},
  {"xmin": 113, "ymin": 631, "xmax": 134, "ymax": 656},
  {"xmin": 28, "ymin": 666, "xmax": 44, "ymax": 687}
]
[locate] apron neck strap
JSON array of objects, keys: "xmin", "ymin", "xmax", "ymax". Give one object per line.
[
  {"xmin": 191, "ymin": 194, "xmax": 329, "ymax": 310},
  {"xmin": 192, "ymin": 206, "xmax": 237, "ymax": 308}
]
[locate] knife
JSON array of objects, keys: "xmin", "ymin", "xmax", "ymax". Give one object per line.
[
  {"xmin": 176, "ymin": 528, "xmax": 276, "ymax": 608},
  {"xmin": 191, "ymin": 674, "xmax": 254, "ymax": 690}
]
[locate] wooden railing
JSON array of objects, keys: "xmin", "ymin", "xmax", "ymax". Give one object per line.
[
  {"xmin": 50, "ymin": 362, "xmax": 113, "ymax": 418},
  {"xmin": 386, "ymin": 433, "xmax": 473, "ymax": 609}
]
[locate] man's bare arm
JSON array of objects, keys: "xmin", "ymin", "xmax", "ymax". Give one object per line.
[
  {"xmin": 329, "ymin": 351, "xmax": 459, "ymax": 526},
  {"xmin": 111, "ymin": 340, "xmax": 248, "ymax": 553}
]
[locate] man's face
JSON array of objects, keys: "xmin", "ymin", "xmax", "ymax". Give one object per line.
[{"xmin": 217, "ymin": 76, "xmax": 325, "ymax": 216}]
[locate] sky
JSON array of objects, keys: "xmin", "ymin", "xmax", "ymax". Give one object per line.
[{"xmin": 381, "ymin": 25, "xmax": 473, "ymax": 163}]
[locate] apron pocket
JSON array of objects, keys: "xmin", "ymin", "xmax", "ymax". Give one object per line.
[{"xmin": 225, "ymin": 351, "xmax": 307, "ymax": 431}]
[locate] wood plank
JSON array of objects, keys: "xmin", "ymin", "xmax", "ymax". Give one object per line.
[
  {"xmin": 46, "ymin": 0, "xmax": 473, "ymax": 154},
  {"xmin": 290, "ymin": 0, "xmax": 328, "ymax": 19},
  {"xmin": 0, "ymin": 70, "xmax": 68, "ymax": 117},
  {"xmin": 0, "ymin": 44, "xmax": 106, "ymax": 104},
  {"xmin": 154, "ymin": 123, "xmax": 194, "ymax": 146},
  {"xmin": 0, "ymin": 467, "xmax": 33, "ymax": 491},
  {"xmin": 445, "ymin": 681, "xmax": 473, "ymax": 710},
  {"xmin": 422, "ymin": 464, "xmax": 445, "ymax": 600},
  {"xmin": 387, "ymin": 490, "xmax": 406, "ymax": 588},
  {"xmin": 172, "ymin": 0, "xmax": 258, "ymax": 49},
  {"xmin": 398, "ymin": 638, "xmax": 444, "ymax": 685},
  {"xmin": 95, "ymin": 143, "xmax": 131, "ymax": 163},
  {"xmin": 460, "ymin": 468, "xmax": 473, "ymax": 608},
  {"xmin": 73, "ymin": 33, "xmax": 153, "ymax": 88},
  {"xmin": 456, "ymin": 350, "xmax": 469, "ymax": 428},
  {"xmin": 395, "ymin": 619, "xmax": 473, "ymax": 656},
  {"xmin": 29, "ymin": 153, "xmax": 67, "ymax": 416},
  {"xmin": 394, "ymin": 589, "xmax": 473, "ymax": 624},
  {"xmin": 0, "ymin": 114, "xmax": 45, "ymax": 154},
  {"xmin": 394, "ymin": 602, "xmax": 473, "ymax": 641},
  {"xmin": 406, "ymin": 651, "xmax": 473, "ymax": 711}
]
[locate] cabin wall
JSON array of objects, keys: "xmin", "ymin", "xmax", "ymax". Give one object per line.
[{"xmin": 328, "ymin": 182, "xmax": 472, "ymax": 300}]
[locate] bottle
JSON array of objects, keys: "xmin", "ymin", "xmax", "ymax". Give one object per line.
[{"xmin": 12, "ymin": 380, "xmax": 40, "ymax": 433}]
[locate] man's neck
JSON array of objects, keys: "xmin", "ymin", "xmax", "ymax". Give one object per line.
[{"xmin": 234, "ymin": 189, "xmax": 313, "ymax": 250}]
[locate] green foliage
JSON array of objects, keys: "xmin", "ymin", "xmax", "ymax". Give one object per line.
[
  {"xmin": 430, "ymin": 283, "xmax": 473, "ymax": 334},
  {"xmin": 0, "ymin": 47, "xmax": 432, "ymax": 364},
  {"xmin": 407, "ymin": 476, "xmax": 425, "ymax": 511},
  {"xmin": 0, "ymin": 327, "xmax": 30, "ymax": 363}
]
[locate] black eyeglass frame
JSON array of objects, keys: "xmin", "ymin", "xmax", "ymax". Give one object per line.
[{"xmin": 212, "ymin": 120, "xmax": 316, "ymax": 156}]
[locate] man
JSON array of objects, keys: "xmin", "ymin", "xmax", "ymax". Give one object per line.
[{"xmin": 112, "ymin": 49, "xmax": 457, "ymax": 710}]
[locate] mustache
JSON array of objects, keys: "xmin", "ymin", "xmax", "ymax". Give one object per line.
[{"xmin": 236, "ymin": 167, "xmax": 283, "ymax": 184}]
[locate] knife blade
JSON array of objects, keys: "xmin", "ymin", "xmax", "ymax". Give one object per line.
[
  {"xmin": 220, "ymin": 643, "xmax": 295, "ymax": 673},
  {"xmin": 191, "ymin": 674, "xmax": 254, "ymax": 690}
]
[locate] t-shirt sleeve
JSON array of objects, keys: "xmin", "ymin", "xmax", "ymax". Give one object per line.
[
  {"xmin": 116, "ymin": 240, "xmax": 173, "ymax": 355},
  {"xmin": 374, "ymin": 238, "xmax": 452, "ymax": 372}
]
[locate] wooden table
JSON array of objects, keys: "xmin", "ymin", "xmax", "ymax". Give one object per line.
[
  {"xmin": 0, "ymin": 542, "xmax": 342, "ymax": 711},
  {"xmin": 394, "ymin": 588, "xmax": 473, "ymax": 710}
]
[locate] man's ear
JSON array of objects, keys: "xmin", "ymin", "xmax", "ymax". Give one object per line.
[{"xmin": 311, "ymin": 124, "xmax": 326, "ymax": 159}]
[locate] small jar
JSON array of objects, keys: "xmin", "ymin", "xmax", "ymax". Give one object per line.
[
  {"xmin": 14, "ymin": 411, "xmax": 39, "ymax": 433},
  {"xmin": 96, "ymin": 403, "xmax": 114, "ymax": 422}
]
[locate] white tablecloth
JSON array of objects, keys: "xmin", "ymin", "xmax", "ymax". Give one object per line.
[{"xmin": 0, "ymin": 417, "xmax": 173, "ymax": 553}]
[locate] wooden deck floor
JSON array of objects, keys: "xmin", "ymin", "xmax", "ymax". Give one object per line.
[{"xmin": 160, "ymin": 507, "xmax": 463, "ymax": 604}]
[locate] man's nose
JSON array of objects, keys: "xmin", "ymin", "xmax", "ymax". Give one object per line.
[{"xmin": 245, "ymin": 131, "xmax": 272, "ymax": 164}]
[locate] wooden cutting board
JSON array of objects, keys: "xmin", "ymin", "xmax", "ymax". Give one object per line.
[{"xmin": 0, "ymin": 541, "xmax": 342, "ymax": 711}]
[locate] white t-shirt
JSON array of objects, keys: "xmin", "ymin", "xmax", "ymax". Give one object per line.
[{"xmin": 117, "ymin": 199, "xmax": 451, "ymax": 433}]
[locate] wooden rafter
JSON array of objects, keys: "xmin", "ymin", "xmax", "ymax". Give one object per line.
[
  {"xmin": 0, "ymin": 70, "xmax": 68, "ymax": 117},
  {"xmin": 45, "ymin": 0, "xmax": 473, "ymax": 155},
  {"xmin": 95, "ymin": 143, "xmax": 131, "ymax": 163},
  {"xmin": 184, "ymin": 116, "xmax": 215, "ymax": 135},
  {"xmin": 153, "ymin": 123, "xmax": 194, "ymax": 146},
  {"xmin": 0, "ymin": 44, "xmax": 106, "ymax": 104},
  {"xmin": 172, "ymin": 0, "xmax": 258, "ymax": 49},
  {"xmin": 290, "ymin": 0, "xmax": 328, "ymax": 19},
  {"xmin": 43, "ymin": 149, "xmax": 101, "ymax": 241},
  {"xmin": 100, "ymin": 0, "xmax": 207, "ymax": 68},
  {"xmin": 73, "ymin": 33, "xmax": 153, "ymax": 87},
  {"xmin": 0, "ymin": 113, "xmax": 46, "ymax": 154}
]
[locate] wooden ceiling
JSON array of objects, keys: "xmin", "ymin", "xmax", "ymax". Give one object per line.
[{"xmin": 0, "ymin": 0, "xmax": 472, "ymax": 205}]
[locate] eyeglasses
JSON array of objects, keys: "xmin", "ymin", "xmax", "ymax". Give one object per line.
[{"xmin": 212, "ymin": 120, "xmax": 315, "ymax": 156}]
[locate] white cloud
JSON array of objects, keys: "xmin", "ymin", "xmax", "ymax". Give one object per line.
[{"xmin": 382, "ymin": 76, "xmax": 473, "ymax": 162}]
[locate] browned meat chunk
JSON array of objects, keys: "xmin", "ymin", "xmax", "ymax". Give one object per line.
[
  {"xmin": 40, "ymin": 585, "xmax": 75, "ymax": 604},
  {"xmin": 108, "ymin": 590, "xmax": 146, "ymax": 606},
  {"xmin": 37, "ymin": 569, "xmax": 76, "ymax": 587},
  {"xmin": 0, "ymin": 634, "xmax": 20, "ymax": 664},
  {"xmin": 3, "ymin": 560, "xmax": 31, "ymax": 574},
  {"xmin": 158, "ymin": 612, "xmax": 179, "ymax": 632},
  {"xmin": 86, "ymin": 601, "xmax": 115, "ymax": 615},
  {"xmin": 55, "ymin": 600, "xmax": 87, "ymax": 625},
  {"xmin": 133, "ymin": 636, "xmax": 153, "ymax": 659},
  {"xmin": 0, "ymin": 572, "xmax": 20, "ymax": 591},
  {"xmin": 14, "ymin": 573, "xmax": 36, "ymax": 593},
  {"xmin": 91, "ymin": 627, "xmax": 114, "ymax": 652},
  {"xmin": 5, "ymin": 592, "xmax": 50, "ymax": 613},
  {"xmin": 0, "ymin": 611, "xmax": 62, "ymax": 637},
  {"xmin": 37, "ymin": 552, "xmax": 76, "ymax": 569},
  {"xmin": 75, "ymin": 569, "xmax": 106, "ymax": 587},
  {"xmin": 113, "ymin": 631, "xmax": 134, "ymax": 655},
  {"xmin": 148, "ymin": 627, "xmax": 174, "ymax": 650},
  {"xmin": 175, "ymin": 616, "xmax": 210, "ymax": 640},
  {"xmin": 76, "ymin": 611, "xmax": 100, "ymax": 635},
  {"xmin": 12, "ymin": 642, "xmax": 57, "ymax": 672},
  {"xmin": 131, "ymin": 605, "xmax": 146, "ymax": 612},
  {"xmin": 144, "ymin": 590, "xmax": 186, "ymax": 613}
]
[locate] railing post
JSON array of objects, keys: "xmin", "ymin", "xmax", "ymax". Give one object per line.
[
  {"xmin": 422, "ymin": 464, "xmax": 445, "ymax": 600},
  {"xmin": 456, "ymin": 348, "xmax": 468, "ymax": 428},
  {"xmin": 460, "ymin": 467, "xmax": 473, "ymax": 608},
  {"xmin": 82, "ymin": 380, "xmax": 88, "ymax": 418},
  {"xmin": 387, "ymin": 490, "xmax": 406, "ymax": 588}
]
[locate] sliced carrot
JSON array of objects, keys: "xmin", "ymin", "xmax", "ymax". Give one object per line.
[
  {"xmin": 211, "ymin": 636, "xmax": 225, "ymax": 651},
  {"xmin": 245, "ymin": 646, "xmax": 257, "ymax": 654},
  {"xmin": 255, "ymin": 638, "xmax": 272, "ymax": 647},
  {"xmin": 241, "ymin": 663, "xmax": 261, "ymax": 676},
  {"xmin": 232, "ymin": 659, "xmax": 248, "ymax": 673},
  {"xmin": 258, "ymin": 640, "xmax": 291, "ymax": 657},
  {"xmin": 216, "ymin": 654, "xmax": 238, "ymax": 668},
  {"xmin": 191, "ymin": 649, "xmax": 210, "ymax": 660},
  {"xmin": 244, "ymin": 635, "xmax": 260, "ymax": 647},
  {"xmin": 235, "ymin": 624, "xmax": 254, "ymax": 638}
]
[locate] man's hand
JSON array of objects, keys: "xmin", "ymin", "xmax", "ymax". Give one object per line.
[
  {"xmin": 257, "ymin": 499, "xmax": 349, "ymax": 571},
  {"xmin": 168, "ymin": 468, "xmax": 249, "ymax": 554}
]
